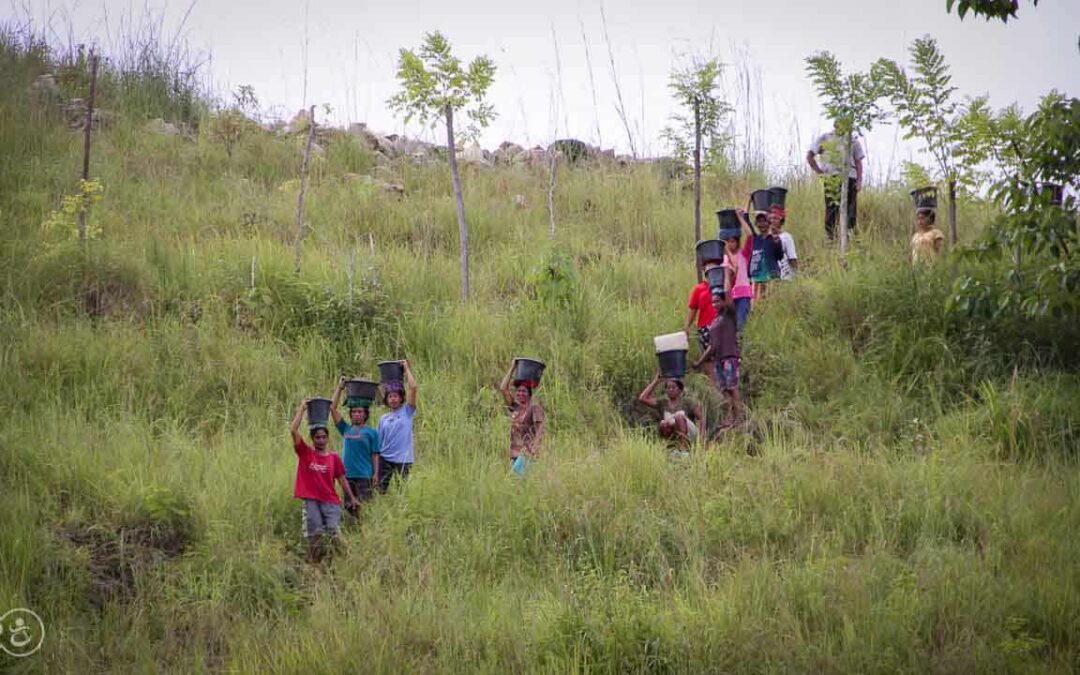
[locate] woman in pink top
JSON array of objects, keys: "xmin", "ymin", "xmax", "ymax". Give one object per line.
[{"xmin": 720, "ymin": 219, "xmax": 754, "ymax": 333}]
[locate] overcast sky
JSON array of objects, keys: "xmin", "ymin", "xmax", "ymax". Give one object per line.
[{"xmin": 16, "ymin": 0, "xmax": 1080, "ymax": 181}]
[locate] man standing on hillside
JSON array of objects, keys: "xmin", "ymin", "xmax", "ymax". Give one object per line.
[{"xmin": 806, "ymin": 127, "xmax": 865, "ymax": 240}]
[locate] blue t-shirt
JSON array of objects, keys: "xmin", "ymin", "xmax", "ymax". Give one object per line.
[
  {"xmin": 335, "ymin": 420, "xmax": 381, "ymax": 478},
  {"xmin": 377, "ymin": 404, "xmax": 415, "ymax": 464}
]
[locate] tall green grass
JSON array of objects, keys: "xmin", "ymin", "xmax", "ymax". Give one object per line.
[{"xmin": 1, "ymin": 28, "xmax": 1078, "ymax": 673}]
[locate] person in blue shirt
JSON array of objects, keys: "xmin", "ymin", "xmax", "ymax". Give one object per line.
[
  {"xmin": 376, "ymin": 359, "xmax": 418, "ymax": 493},
  {"xmin": 330, "ymin": 377, "xmax": 381, "ymax": 515}
]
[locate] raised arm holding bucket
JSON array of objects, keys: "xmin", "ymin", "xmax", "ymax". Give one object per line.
[{"xmin": 499, "ymin": 358, "xmax": 546, "ymax": 476}]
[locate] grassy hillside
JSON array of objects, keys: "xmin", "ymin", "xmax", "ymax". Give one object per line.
[{"xmin": 2, "ymin": 31, "xmax": 1079, "ymax": 673}]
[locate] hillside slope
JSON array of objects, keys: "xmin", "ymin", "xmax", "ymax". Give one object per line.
[{"xmin": 2, "ymin": 35, "xmax": 1079, "ymax": 673}]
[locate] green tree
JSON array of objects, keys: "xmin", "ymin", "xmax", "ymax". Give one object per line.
[
  {"xmin": 805, "ymin": 52, "xmax": 886, "ymax": 255},
  {"xmin": 952, "ymin": 92, "xmax": 1080, "ymax": 320},
  {"xmin": 661, "ymin": 56, "xmax": 731, "ymax": 255},
  {"xmin": 874, "ymin": 36, "xmax": 992, "ymax": 246},
  {"xmin": 945, "ymin": 0, "xmax": 1035, "ymax": 22},
  {"xmin": 388, "ymin": 32, "xmax": 496, "ymax": 302}
]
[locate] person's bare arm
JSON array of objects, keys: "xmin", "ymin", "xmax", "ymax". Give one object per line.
[
  {"xmin": 736, "ymin": 208, "xmax": 754, "ymax": 239},
  {"xmin": 637, "ymin": 371, "xmax": 662, "ymax": 409},
  {"xmin": 499, "ymin": 361, "xmax": 515, "ymax": 407},
  {"xmin": 807, "ymin": 150, "xmax": 823, "ymax": 174},
  {"xmin": 694, "ymin": 344, "xmax": 715, "ymax": 370},
  {"xmin": 290, "ymin": 400, "xmax": 307, "ymax": 446},
  {"xmin": 854, "ymin": 156, "xmax": 864, "ymax": 192},
  {"xmin": 330, "ymin": 377, "xmax": 344, "ymax": 425},
  {"xmin": 529, "ymin": 408, "xmax": 545, "ymax": 458},
  {"xmin": 403, "ymin": 359, "xmax": 418, "ymax": 409},
  {"xmin": 371, "ymin": 453, "xmax": 380, "ymax": 487},
  {"xmin": 336, "ymin": 474, "xmax": 358, "ymax": 508},
  {"xmin": 683, "ymin": 307, "xmax": 697, "ymax": 336}
]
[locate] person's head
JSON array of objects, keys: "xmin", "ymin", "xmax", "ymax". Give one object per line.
[
  {"xmin": 513, "ymin": 381, "xmax": 535, "ymax": 406},
  {"xmin": 711, "ymin": 289, "xmax": 729, "ymax": 312},
  {"xmin": 383, "ymin": 381, "xmax": 404, "ymax": 409},
  {"xmin": 916, "ymin": 208, "xmax": 935, "ymax": 230},
  {"xmin": 768, "ymin": 206, "xmax": 786, "ymax": 232},
  {"xmin": 755, "ymin": 212, "xmax": 768, "ymax": 230},
  {"xmin": 722, "ymin": 233, "xmax": 740, "ymax": 254},
  {"xmin": 663, "ymin": 378, "xmax": 684, "ymax": 400},
  {"xmin": 349, "ymin": 406, "xmax": 369, "ymax": 425},
  {"xmin": 310, "ymin": 425, "xmax": 330, "ymax": 451}
]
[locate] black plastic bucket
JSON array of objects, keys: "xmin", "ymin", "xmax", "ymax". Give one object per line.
[
  {"xmin": 378, "ymin": 360, "xmax": 405, "ymax": 383},
  {"xmin": 1038, "ymin": 182, "xmax": 1063, "ymax": 206},
  {"xmin": 716, "ymin": 208, "xmax": 740, "ymax": 231},
  {"xmin": 705, "ymin": 265, "xmax": 726, "ymax": 292},
  {"xmin": 750, "ymin": 189, "xmax": 771, "ymax": 212},
  {"xmin": 344, "ymin": 379, "xmax": 379, "ymax": 405},
  {"xmin": 513, "ymin": 357, "xmax": 546, "ymax": 386},
  {"xmin": 717, "ymin": 227, "xmax": 741, "ymax": 241},
  {"xmin": 657, "ymin": 349, "xmax": 688, "ymax": 379},
  {"xmin": 307, "ymin": 397, "xmax": 333, "ymax": 428},
  {"xmin": 768, "ymin": 186, "xmax": 788, "ymax": 209},
  {"xmin": 695, "ymin": 239, "xmax": 725, "ymax": 266},
  {"xmin": 909, "ymin": 186, "xmax": 937, "ymax": 210}
]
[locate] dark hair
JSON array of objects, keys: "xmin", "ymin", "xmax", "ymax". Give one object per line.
[{"xmin": 667, "ymin": 378, "xmax": 685, "ymax": 392}]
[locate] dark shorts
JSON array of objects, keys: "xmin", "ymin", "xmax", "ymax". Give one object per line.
[
  {"xmin": 825, "ymin": 177, "xmax": 858, "ymax": 239},
  {"xmin": 715, "ymin": 357, "xmax": 740, "ymax": 391},
  {"xmin": 697, "ymin": 326, "xmax": 711, "ymax": 352},
  {"xmin": 377, "ymin": 461, "xmax": 412, "ymax": 493},
  {"xmin": 344, "ymin": 478, "xmax": 375, "ymax": 516}
]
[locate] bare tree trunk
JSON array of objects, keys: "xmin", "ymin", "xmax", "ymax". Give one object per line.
[
  {"xmin": 446, "ymin": 106, "xmax": 470, "ymax": 301},
  {"xmin": 77, "ymin": 52, "xmax": 98, "ymax": 247},
  {"xmin": 293, "ymin": 105, "xmax": 316, "ymax": 274},
  {"xmin": 838, "ymin": 132, "xmax": 851, "ymax": 257},
  {"xmin": 693, "ymin": 99, "xmax": 702, "ymax": 280},
  {"xmin": 547, "ymin": 148, "xmax": 558, "ymax": 240},
  {"xmin": 947, "ymin": 178, "xmax": 958, "ymax": 247}
]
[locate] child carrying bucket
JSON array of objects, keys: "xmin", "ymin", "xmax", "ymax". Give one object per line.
[
  {"xmin": 289, "ymin": 398, "xmax": 359, "ymax": 564},
  {"xmin": 376, "ymin": 359, "xmax": 418, "ymax": 493},
  {"xmin": 693, "ymin": 291, "xmax": 742, "ymax": 432},
  {"xmin": 499, "ymin": 358, "xmax": 546, "ymax": 476}
]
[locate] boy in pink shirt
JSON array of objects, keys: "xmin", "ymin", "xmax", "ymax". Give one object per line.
[{"xmin": 290, "ymin": 399, "xmax": 358, "ymax": 564}]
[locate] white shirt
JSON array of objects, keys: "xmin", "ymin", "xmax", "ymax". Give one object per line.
[
  {"xmin": 778, "ymin": 232, "xmax": 798, "ymax": 280},
  {"xmin": 809, "ymin": 132, "xmax": 865, "ymax": 179}
]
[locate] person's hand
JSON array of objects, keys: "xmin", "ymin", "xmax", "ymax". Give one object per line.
[
  {"xmin": 350, "ymin": 497, "xmax": 359, "ymax": 510},
  {"xmin": 855, "ymin": 178, "xmax": 863, "ymax": 192},
  {"xmin": 735, "ymin": 208, "xmax": 746, "ymax": 217}
]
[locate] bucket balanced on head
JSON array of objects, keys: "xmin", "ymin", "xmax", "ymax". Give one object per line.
[
  {"xmin": 343, "ymin": 379, "xmax": 379, "ymax": 408},
  {"xmin": 306, "ymin": 397, "xmax": 333, "ymax": 430},
  {"xmin": 512, "ymin": 357, "xmax": 545, "ymax": 389},
  {"xmin": 654, "ymin": 332, "xmax": 689, "ymax": 379},
  {"xmin": 716, "ymin": 208, "xmax": 741, "ymax": 240},
  {"xmin": 910, "ymin": 186, "xmax": 938, "ymax": 213}
]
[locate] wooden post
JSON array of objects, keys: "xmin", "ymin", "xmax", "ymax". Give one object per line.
[
  {"xmin": 947, "ymin": 178, "xmax": 958, "ymax": 247},
  {"xmin": 547, "ymin": 147, "xmax": 558, "ymax": 240},
  {"xmin": 293, "ymin": 105, "xmax": 316, "ymax": 274},
  {"xmin": 837, "ymin": 131, "xmax": 851, "ymax": 257},
  {"xmin": 693, "ymin": 98, "xmax": 702, "ymax": 280},
  {"xmin": 445, "ymin": 104, "xmax": 470, "ymax": 301},
  {"xmin": 77, "ymin": 52, "xmax": 99, "ymax": 246}
]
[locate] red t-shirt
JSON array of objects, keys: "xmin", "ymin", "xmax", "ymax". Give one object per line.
[
  {"xmin": 688, "ymin": 282, "xmax": 718, "ymax": 328},
  {"xmin": 293, "ymin": 438, "xmax": 345, "ymax": 504}
]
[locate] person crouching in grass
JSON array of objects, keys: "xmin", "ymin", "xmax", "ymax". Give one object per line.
[
  {"xmin": 330, "ymin": 378, "xmax": 381, "ymax": 518},
  {"xmin": 693, "ymin": 290, "xmax": 743, "ymax": 432},
  {"xmin": 290, "ymin": 399, "xmax": 358, "ymax": 564},
  {"xmin": 637, "ymin": 370, "xmax": 705, "ymax": 449}
]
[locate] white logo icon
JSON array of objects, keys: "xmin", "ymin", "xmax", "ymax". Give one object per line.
[{"xmin": 0, "ymin": 608, "xmax": 45, "ymax": 657}]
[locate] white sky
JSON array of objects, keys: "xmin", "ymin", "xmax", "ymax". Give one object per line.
[{"xmin": 15, "ymin": 0, "xmax": 1080, "ymax": 181}]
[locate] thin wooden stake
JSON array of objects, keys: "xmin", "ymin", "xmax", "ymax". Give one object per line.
[
  {"xmin": 293, "ymin": 105, "xmax": 316, "ymax": 274},
  {"xmin": 547, "ymin": 148, "xmax": 558, "ymax": 240},
  {"xmin": 77, "ymin": 52, "xmax": 99, "ymax": 247}
]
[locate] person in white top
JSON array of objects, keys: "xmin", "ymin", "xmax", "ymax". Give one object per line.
[
  {"xmin": 806, "ymin": 127, "xmax": 865, "ymax": 240},
  {"xmin": 767, "ymin": 206, "xmax": 798, "ymax": 279}
]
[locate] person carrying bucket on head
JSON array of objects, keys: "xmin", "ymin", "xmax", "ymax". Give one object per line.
[
  {"xmin": 376, "ymin": 359, "xmax": 418, "ymax": 493},
  {"xmin": 693, "ymin": 290, "xmax": 743, "ymax": 432},
  {"xmin": 637, "ymin": 370, "xmax": 704, "ymax": 449},
  {"xmin": 743, "ymin": 190, "xmax": 785, "ymax": 301},
  {"xmin": 716, "ymin": 209, "xmax": 753, "ymax": 333},
  {"xmin": 499, "ymin": 358, "xmax": 546, "ymax": 476},
  {"xmin": 330, "ymin": 376, "xmax": 381, "ymax": 516},
  {"xmin": 686, "ymin": 240, "xmax": 726, "ymax": 388},
  {"xmin": 289, "ymin": 398, "xmax": 358, "ymax": 564}
]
